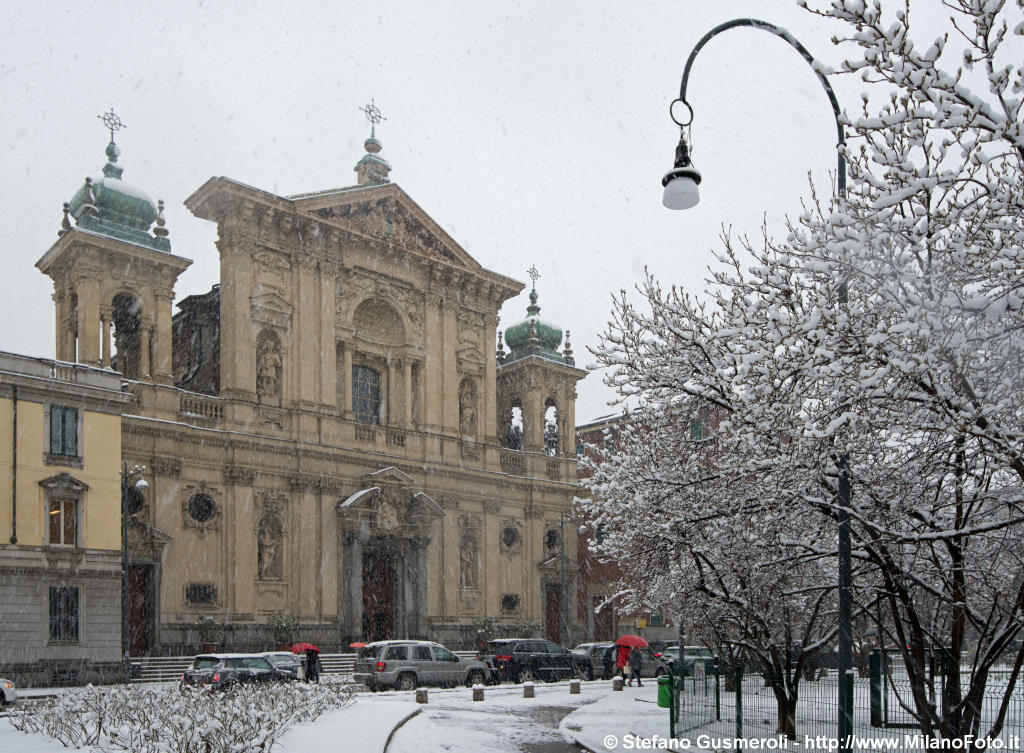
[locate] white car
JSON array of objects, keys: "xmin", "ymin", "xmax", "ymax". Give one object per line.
[{"xmin": 1, "ymin": 677, "xmax": 17, "ymax": 706}]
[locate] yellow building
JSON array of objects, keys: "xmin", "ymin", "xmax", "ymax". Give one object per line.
[
  {"xmin": 0, "ymin": 351, "xmax": 131, "ymax": 685},
  {"xmin": 30, "ymin": 119, "xmax": 587, "ymax": 655}
]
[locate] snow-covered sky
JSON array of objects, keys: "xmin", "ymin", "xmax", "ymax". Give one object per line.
[{"xmin": 0, "ymin": 0, "xmax": 950, "ymax": 422}]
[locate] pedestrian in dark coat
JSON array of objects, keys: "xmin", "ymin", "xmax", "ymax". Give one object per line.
[
  {"xmin": 306, "ymin": 649, "xmax": 321, "ymax": 683},
  {"xmin": 628, "ymin": 647, "xmax": 644, "ymax": 687}
]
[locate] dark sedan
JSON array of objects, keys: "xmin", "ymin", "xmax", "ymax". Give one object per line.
[
  {"xmin": 480, "ymin": 639, "xmax": 588, "ymax": 683},
  {"xmin": 181, "ymin": 653, "xmax": 286, "ymax": 689}
]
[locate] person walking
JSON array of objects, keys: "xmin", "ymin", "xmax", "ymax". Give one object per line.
[
  {"xmin": 628, "ymin": 646, "xmax": 644, "ymax": 687},
  {"xmin": 305, "ymin": 649, "xmax": 321, "ymax": 683},
  {"xmin": 615, "ymin": 643, "xmax": 631, "ymax": 683}
]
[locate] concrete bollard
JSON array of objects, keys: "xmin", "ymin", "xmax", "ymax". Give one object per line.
[
  {"xmin": 472, "ymin": 684, "xmax": 485, "ymax": 702},
  {"xmin": 569, "ymin": 679, "xmax": 581, "ymax": 695},
  {"xmin": 613, "ymin": 676, "xmax": 623, "ymax": 692},
  {"xmin": 523, "ymin": 682, "xmax": 535, "ymax": 698},
  {"xmin": 416, "ymin": 688, "xmax": 428, "ymax": 704}
]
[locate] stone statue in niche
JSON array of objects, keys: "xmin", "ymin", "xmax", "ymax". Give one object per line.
[
  {"xmin": 459, "ymin": 379, "xmax": 478, "ymax": 437},
  {"xmin": 459, "ymin": 528, "xmax": 479, "ymax": 589},
  {"xmin": 257, "ymin": 515, "xmax": 283, "ymax": 580},
  {"xmin": 256, "ymin": 335, "xmax": 282, "ymax": 399}
]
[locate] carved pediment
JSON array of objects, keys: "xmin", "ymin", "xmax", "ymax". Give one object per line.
[
  {"xmin": 457, "ymin": 345, "xmax": 486, "ymax": 375},
  {"xmin": 250, "ymin": 291, "xmax": 293, "ymax": 328},
  {"xmin": 361, "ymin": 466, "xmax": 415, "ymax": 486},
  {"xmin": 296, "ymin": 185, "xmax": 481, "ymax": 270},
  {"xmin": 39, "ymin": 472, "xmax": 88, "ymax": 495}
]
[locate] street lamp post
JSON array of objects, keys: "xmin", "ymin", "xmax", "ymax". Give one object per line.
[
  {"xmin": 120, "ymin": 464, "xmax": 148, "ymax": 684},
  {"xmin": 663, "ymin": 19, "xmax": 852, "ymax": 750}
]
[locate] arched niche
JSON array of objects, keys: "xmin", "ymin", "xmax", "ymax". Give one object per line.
[{"xmin": 353, "ymin": 298, "xmax": 406, "ymax": 346}]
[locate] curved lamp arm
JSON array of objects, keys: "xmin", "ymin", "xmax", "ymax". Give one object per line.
[{"xmin": 678, "ymin": 18, "xmax": 846, "ymax": 195}]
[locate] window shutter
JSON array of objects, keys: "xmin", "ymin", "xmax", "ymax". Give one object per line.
[{"xmin": 63, "ymin": 408, "xmax": 78, "ymax": 456}]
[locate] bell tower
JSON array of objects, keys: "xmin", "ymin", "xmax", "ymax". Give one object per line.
[
  {"xmin": 496, "ymin": 267, "xmax": 586, "ymax": 458},
  {"xmin": 35, "ymin": 111, "xmax": 191, "ymax": 382}
]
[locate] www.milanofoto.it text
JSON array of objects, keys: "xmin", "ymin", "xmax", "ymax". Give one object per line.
[{"xmin": 802, "ymin": 735, "xmax": 1019, "ymax": 750}]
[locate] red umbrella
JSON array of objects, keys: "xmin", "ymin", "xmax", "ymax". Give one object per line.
[
  {"xmin": 615, "ymin": 634, "xmax": 649, "ymax": 648},
  {"xmin": 290, "ymin": 642, "xmax": 321, "ymax": 654}
]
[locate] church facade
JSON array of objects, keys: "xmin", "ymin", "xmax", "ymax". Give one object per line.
[{"xmin": 33, "ymin": 124, "xmax": 587, "ymax": 654}]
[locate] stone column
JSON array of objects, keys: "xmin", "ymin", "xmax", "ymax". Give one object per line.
[
  {"xmin": 140, "ymin": 324, "xmax": 153, "ymax": 379},
  {"xmin": 403, "ymin": 360, "xmax": 413, "ymax": 428},
  {"xmin": 441, "ymin": 300, "xmax": 459, "ymax": 433},
  {"xmin": 341, "ymin": 343, "xmax": 353, "ymax": 418},
  {"xmin": 563, "ymin": 386, "xmax": 579, "ymax": 458},
  {"xmin": 75, "ymin": 276, "xmax": 101, "ymax": 365},
  {"xmin": 523, "ymin": 386, "xmax": 544, "ymax": 452},
  {"xmin": 319, "ymin": 265, "xmax": 337, "ymax": 409},
  {"xmin": 410, "ymin": 537, "xmax": 430, "ymax": 638},
  {"xmin": 395, "ymin": 542, "xmax": 410, "ymax": 639},
  {"xmin": 218, "ymin": 236, "xmax": 256, "ymax": 399},
  {"xmin": 483, "ymin": 315, "xmax": 498, "ymax": 442},
  {"xmin": 387, "ymin": 358, "xmax": 400, "ymax": 426},
  {"xmin": 341, "ymin": 531, "xmax": 363, "ymax": 639},
  {"xmin": 100, "ymin": 312, "xmax": 112, "ymax": 367},
  {"xmin": 153, "ymin": 287, "xmax": 175, "ymax": 383}
]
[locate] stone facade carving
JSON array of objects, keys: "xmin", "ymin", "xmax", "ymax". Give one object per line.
[{"xmin": 256, "ymin": 329, "xmax": 283, "ymax": 400}]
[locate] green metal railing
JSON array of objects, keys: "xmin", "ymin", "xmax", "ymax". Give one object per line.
[{"xmin": 668, "ymin": 654, "xmax": 1022, "ymax": 746}]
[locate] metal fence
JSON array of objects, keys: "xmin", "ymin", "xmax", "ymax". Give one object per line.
[{"xmin": 669, "ymin": 654, "xmax": 1023, "ymax": 746}]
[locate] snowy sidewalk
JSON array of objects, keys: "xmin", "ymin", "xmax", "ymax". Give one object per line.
[{"xmin": 559, "ymin": 683, "xmax": 669, "ymax": 752}]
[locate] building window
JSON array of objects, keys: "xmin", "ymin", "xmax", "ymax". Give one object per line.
[
  {"xmin": 48, "ymin": 498, "xmax": 77, "ymax": 547},
  {"xmin": 48, "ymin": 587, "xmax": 80, "ymax": 642},
  {"xmin": 187, "ymin": 493, "xmax": 216, "ymax": 523},
  {"xmin": 501, "ymin": 594, "xmax": 520, "ymax": 613},
  {"xmin": 352, "ymin": 365, "xmax": 381, "ymax": 424},
  {"xmin": 185, "ymin": 583, "xmax": 218, "ymax": 605},
  {"xmin": 49, "ymin": 405, "xmax": 79, "ymax": 457},
  {"xmin": 650, "ymin": 613, "xmax": 665, "ymax": 627}
]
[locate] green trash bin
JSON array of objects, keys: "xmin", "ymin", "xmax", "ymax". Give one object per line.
[{"xmin": 658, "ymin": 674, "xmax": 672, "ymax": 708}]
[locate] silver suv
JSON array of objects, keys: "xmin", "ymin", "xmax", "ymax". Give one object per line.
[{"xmin": 352, "ymin": 640, "xmax": 489, "ymax": 691}]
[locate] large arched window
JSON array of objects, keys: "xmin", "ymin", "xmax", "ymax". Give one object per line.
[{"xmin": 353, "ymin": 364, "xmax": 382, "ymax": 424}]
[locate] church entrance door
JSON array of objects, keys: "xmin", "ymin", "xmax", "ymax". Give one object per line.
[{"xmin": 362, "ymin": 550, "xmax": 394, "ymax": 641}]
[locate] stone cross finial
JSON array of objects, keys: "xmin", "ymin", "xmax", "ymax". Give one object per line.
[{"xmin": 98, "ymin": 108, "xmax": 126, "ymax": 144}]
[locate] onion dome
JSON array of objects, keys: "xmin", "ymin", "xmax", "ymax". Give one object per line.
[
  {"xmin": 65, "ymin": 140, "xmax": 171, "ymax": 252},
  {"xmin": 503, "ymin": 283, "xmax": 573, "ymax": 365}
]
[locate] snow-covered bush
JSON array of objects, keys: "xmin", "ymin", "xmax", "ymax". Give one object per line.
[{"xmin": 7, "ymin": 679, "xmax": 354, "ymax": 752}]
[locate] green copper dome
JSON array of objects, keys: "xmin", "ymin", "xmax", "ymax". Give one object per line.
[
  {"xmin": 503, "ymin": 286, "xmax": 573, "ymax": 365},
  {"xmin": 66, "ymin": 141, "xmax": 170, "ymax": 252}
]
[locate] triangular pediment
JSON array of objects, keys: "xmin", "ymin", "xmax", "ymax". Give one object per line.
[
  {"xmin": 294, "ymin": 184, "xmax": 480, "ymax": 270},
  {"xmin": 250, "ymin": 291, "xmax": 294, "ymax": 315},
  {"xmin": 362, "ymin": 466, "xmax": 416, "ymax": 486}
]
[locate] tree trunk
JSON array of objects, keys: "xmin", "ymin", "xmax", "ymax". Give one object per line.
[{"xmin": 777, "ymin": 694, "xmax": 797, "ymax": 739}]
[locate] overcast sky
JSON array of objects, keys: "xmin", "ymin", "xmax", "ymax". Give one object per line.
[{"xmin": 1, "ymin": 0, "xmax": 963, "ymax": 423}]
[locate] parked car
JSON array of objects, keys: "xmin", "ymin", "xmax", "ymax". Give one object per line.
[
  {"xmin": 0, "ymin": 677, "xmax": 17, "ymax": 707},
  {"xmin": 661, "ymin": 646, "xmax": 718, "ymax": 676},
  {"xmin": 260, "ymin": 651, "xmax": 305, "ymax": 681},
  {"xmin": 571, "ymin": 641, "xmax": 615, "ymax": 680},
  {"xmin": 481, "ymin": 638, "xmax": 589, "ymax": 683},
  {"xmin": 181, "ymin": 653, "xmax": 288, "ymax": 689},
  {"xmin": 352, "ymin": 640, "xmax": 489, "ymax": 691}
]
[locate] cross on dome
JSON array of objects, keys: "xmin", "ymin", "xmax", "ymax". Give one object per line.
[{"xmin": 98, "ymin": 108, "xmax": 126, "ymax": 145}]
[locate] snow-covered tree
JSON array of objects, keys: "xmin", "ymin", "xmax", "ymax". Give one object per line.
[{"xmin": 586, "ymin": 0, "xmax": 1024, "ymax": 742}]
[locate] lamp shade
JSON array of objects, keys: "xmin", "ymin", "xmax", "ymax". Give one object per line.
[{"xmin": 662, "ymin": 172, "xmax": 701, "ymax": 210}]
